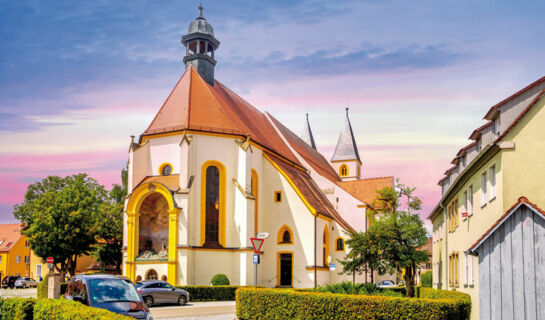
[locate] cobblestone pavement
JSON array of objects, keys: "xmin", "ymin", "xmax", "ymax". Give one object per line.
[
  {"xmin": 150, "ymin": 301, "xmax": 236, "ymax": 320},
  {"xmin": 0, "ymin": 288, "xmax": 37, "ymax": 298}
]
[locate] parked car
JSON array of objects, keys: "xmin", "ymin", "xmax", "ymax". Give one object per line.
[
  {"xmin": 1, "ymin": 276, "xmax": 20, "ymax": 289},
  {"xmin": 14, "ymin": 277, "xmax": 38, "ymax": 288},
  {"xmin": 135, "ymin": 280, "xmax": 189, "ymax": 307},
  {"xmin": 377, "ymin": 280, "xmax": 397, "ymax": 288},
  {"xmin": 65, "ymin": 274, "xmax": 153, "ymax": 320}
]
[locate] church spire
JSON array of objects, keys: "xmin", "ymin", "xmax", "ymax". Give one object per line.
[
  {"xmin": 181, "ymin": 5, "xmax": 220, "ymax": 85},
  {"xmin": 331, "ymin": 108, "xmax": 361, "ymax": 163},
  {"xmin": 301, "ymin": 113, "xmax": 317, "ymax": 150}
]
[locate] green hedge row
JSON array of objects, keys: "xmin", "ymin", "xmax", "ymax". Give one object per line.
[
  {"xmin": 175, "ymin": 285, "xmax": 239, "ymax": 301},
  {"xmin": 236, "ymin": 287, "xmax": 471, "ymax": 320},
  {"xmin": 0, "ymin": 297, "xmax": 35, "ymax": 320},
  {"xmin": 0, "ymin": 298, "xmax": 131, "ymax": 320}
]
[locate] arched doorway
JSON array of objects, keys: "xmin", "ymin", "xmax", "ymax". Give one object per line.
[
  {"xmin": 145, "ymin": 269, "xmax": 158, "ymax": 280},
  {"xmin": 137, "ymin": 193, "xmax": 169, "ymax": 261}
]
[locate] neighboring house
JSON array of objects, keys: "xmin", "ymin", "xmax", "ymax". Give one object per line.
[
  {"xmin": 0, "ymin": 224, "xmax": 31, "ymax": 283},
  {"xmin": 416, "ymin": 237, "xmax": 432, "ymax": 285},
  {"xmin": 428, "ymin": 76, "xmax": 545, "ymax": 319},
  {"xmin": 30, "ymin": 251, "xmax": 96, "ymax": 280},
  {"xmin": 122, "ymin": 7, "xmax": 393, "ymax": 287}
]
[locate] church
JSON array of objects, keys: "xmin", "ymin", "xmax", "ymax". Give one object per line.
[{"xmin": 122, "ymin": 7, "xmax": 393, "ymax": 288}]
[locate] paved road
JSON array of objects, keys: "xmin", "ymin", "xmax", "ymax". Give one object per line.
[
  {"xmin": 150, "ymin": 301, "xmax": 236, "ymax": 320},
  {"xmin": 0, "ymin": 288, "xmax": 37, "ymax": 298}
]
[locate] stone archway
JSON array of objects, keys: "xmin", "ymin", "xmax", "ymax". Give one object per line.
[
  {"xmin": 137, "ymin": 192, "xmax": 169, "ymax": 261},
  {"xmin": 145, "ymin": 269, "xmax": 158, "ymax": 280}
]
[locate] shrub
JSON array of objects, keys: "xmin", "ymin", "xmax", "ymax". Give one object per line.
[
  {"xmin": 176, "ymin": 285, "xmax": 238, "ymax": 301},
  {"xmin": 236, "ymin": 287, "xmax": 471, "ymax": 320},
  {"xmin": 210, "ymin": 274, "xmax": 230, "ymax": 286},
  {"xmin": 33, "ymin": 298, "xmax": 132, "ymax": 320},
  {"xmin": 37, "ymin": 274, "xmax": 49, "ymax": 299},
  {"xmin": 0, "ymin": 298, "xmax": 36, "ymax": 320},
  {"xmin": 315, "ymin": 281, "xmax": 403, "ymax": 297},
  {"xmin": 421, "ymin": 271, "xmax": 432, "ymax": 287}
]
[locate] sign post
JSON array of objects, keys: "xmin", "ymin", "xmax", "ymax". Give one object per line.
[{"xmin": 251, "ymin": 234, "xmax": 268, "ymax": 288}]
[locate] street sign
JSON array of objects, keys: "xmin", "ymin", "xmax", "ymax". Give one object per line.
[
  {"xmin": 327, "ymin": 255, "xmax": 332, "ymax": 264},
  {"xmin": 250, "ymin": 238, "xmax": 264, "ymax": 254},
  {"xmin": 329, "ymin": 263, "xmax": 336, "ymax": 271},
  {"xmin": 253, "ymin": 254, "xmax": 260, "ymax": 264},
  {"xmin": 462, "ymin": 212, "xmax": 469, "ymax": 218},
  {"xmin": 46, "ymin": 257, "xmax": 54, "ymax": 264},
  {"xmin": 256, "ymin": 232, "xmax": 269, "ymax": 239}
]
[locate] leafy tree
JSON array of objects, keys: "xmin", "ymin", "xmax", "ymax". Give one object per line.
[
  {"xmin": 93, "ymin": 166, "xmax": 127, "ymax": 273},
  {"xmin": 13, "ymin": 174, "xmax": 108, "ymax": 277},
  {"xmin": 341, "ymin": 182, "xmax": 429, "ymax": 297}
]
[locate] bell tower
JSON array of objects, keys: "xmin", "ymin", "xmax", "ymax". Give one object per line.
[
  {"xmin": 331, "ymin": 108, "xmax": 362, "ymax": 181},
  {"xmin": 181, "ymin": 5, "xmax": 220, "ymax": 85}
]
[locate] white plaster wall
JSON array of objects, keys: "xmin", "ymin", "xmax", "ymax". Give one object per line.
[
  {"xmin": 148, "ymin": 135, "xmax": 182, "ymax": 176},
  {"xmin": 131, "ymin": 143, "xmax": 151, "ymax": 189},
  {"xmin": 134, "ymin": 263, "xmax": 169, "ymax": 282}
]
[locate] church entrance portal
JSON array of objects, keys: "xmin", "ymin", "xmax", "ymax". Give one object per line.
[{"xmin": 279, "ymin": 253, "xmax": 293, "ymax": 287}]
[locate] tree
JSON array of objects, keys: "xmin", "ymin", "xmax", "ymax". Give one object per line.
[
  {"xmin": 341, "ymin": 182, "xmax": 429, "ymax": 297},
  {"xmin": 93, "ymin": 166, "xmax": 127, "ymax": 273},
  {"xmin": 368, "ymin": 183, "xmax": 429, "ymax": 297},
  {"xmin": 13, "ymin": 174, "xmax": 108, "ymax": 277}
]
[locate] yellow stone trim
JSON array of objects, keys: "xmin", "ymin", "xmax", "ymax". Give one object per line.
[
  {"xmin": 277, "ymin": 225, "xmax": 294, "ymax": 245},
  {"xmin": 263, "ymin": 153, "xmax": 317, "ymax": 215},
  {"xmin": 200, "ymin": 160, "xmax": 227, "ymax": 247},
  {"xmin": 251, "ymin": 169, "xmax": 259, "ymax": 237},
  {"xmin": 323, "ymin": 225, "xmax": 330, "ymax": 267},
  {"xmin": 335, "ymin": 237, "xmax": 345, "ymax": 252},
  {"xmin": 276, "ymin": 251, "xmax": 294, "ymax": 287},
  {"xmin": 274, "ymin": 190, "xmax": 282, "ymax": 203},
  {"xmin": 339, "ymin": 164, "xmax": 349, "ymax": 177}
]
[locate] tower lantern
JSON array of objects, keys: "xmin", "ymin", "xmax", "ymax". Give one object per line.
[{"xmin": 181, "ymin": 5, "xmax": 220, "ymax": 85}]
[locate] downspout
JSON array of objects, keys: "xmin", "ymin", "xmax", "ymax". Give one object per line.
[{"xmin": 314, "ymin": 213, "xmax": 317, "ymax": 289}]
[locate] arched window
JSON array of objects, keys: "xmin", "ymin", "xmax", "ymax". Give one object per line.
[
  {"xmin": 277, "ymin": 225, "xmax": 293, "ymax": 244},
  {"xmin": 323, "ymin": 226, "xmax": 330, "ymax": 266},
  {"xmin": 201, "ymin": 161, "xmax": 226, "ymax": 247},
  {"xmin": 336, "ymin": 238, "xmax": 345, "ymax": 251},
  {"xmin": 145, "ymin": 269, "xmax": 158, "ymax": 280},
  {"xmin": 339, "ymin": 164, "xmax": 348, "ymax": 177}
]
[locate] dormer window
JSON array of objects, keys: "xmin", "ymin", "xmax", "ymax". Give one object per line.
[{"xmin": 476, "ymin": 139, "xmax": 482, "ymax": 152}]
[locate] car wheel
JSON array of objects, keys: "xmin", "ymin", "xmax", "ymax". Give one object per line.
[
  {"xmin": 143, "ymin": 296, "xmax": 154, "ymax": 307},
  {"xmin": 22, "ymin": 284, "xmax": 27, "ymax": 289},
  {"xmin": 177, "ymin": 295, "xmax": 187, "ymax": 306}
]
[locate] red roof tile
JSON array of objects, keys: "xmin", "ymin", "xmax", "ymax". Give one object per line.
[
  {"xmin": 135, "ymin": 174, "xmax": 181, "ymax": 191},
  {"xmin": 338, "ymin": 177, "xmax": 394, "ymax": 205},
  {"xmin": 0, "ymin": 223, "xmax": 23, "ymax": 252}
]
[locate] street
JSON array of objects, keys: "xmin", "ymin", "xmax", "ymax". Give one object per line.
[{"xmin": 150, "ymin": 301, "xmax": 236, "ymax": 320}]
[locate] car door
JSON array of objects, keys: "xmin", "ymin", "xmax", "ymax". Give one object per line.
[
  {"xmin": 147, "ymin": 283, "xmax": 163, "ymax": 303},
  {"xmin": 161, "ymin": 282, "xmax": 177, "ymax": 303}
]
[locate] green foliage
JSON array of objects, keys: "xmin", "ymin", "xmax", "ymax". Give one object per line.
[
  {"xmin": 13, "ymin": 174, "xmax": 109, "ymax": 276},
  {"xmin": 37, "ymin": 274, "xmax": 48, "ymax": 299},
  {"xmin": 33, "ymin": 298, "xmax": 132, "ymax": 320},
  {"xmin": 341, "ymin": 182, "xmax": 430, "ymax": 297},
  {"xmin": 176, "ymin": 285, "xmax": 238, "ymax": 301},
  {"xmin": 210, "ymin": 274, "xmax": 230, "ymax": 286},
  {"xmin": 0, "ymin": 298, "xmax": 36, "ymax": 320},
  {"xmin": 421, "ymin": 271, "xmax": 433, "ymax": 287},
  {"xmin": 236, "ymin": 287, "xmax": 471, "ymax": 320},
  {"xmin": 314, "ymin": 281, "xmax": 403, "ymax": 297}
]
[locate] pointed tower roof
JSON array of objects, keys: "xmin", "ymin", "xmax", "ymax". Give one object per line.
[
  {"xmin": 301, "ymin": 113, "xmax": 317, "ymax": 150},
  {"xmin": 331, "ymin": 108, "xmax": 361, "ymax": 163},
  {"xmin": 142, "ymin": 66, "xmax": 301, "ymax": 166}
]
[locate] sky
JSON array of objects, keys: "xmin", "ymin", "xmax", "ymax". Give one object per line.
[{"xmin": 1, "ymin": 0, "xmax": 545, "ymax": 228}]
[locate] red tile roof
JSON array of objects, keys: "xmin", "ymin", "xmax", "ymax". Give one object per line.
[
  {"xmin": 0, "ymin": 224, "xmax": 23, "ymax": 253},
  {"xmin": 468, "ymin": 197, "xmax": 545, "ymax": 252},
  {"xmin": 266, "ymin": 153, "xmax": 354, "ymax": 232},
  {"xmin": 468, "ymin": 121, "xmax": 492, "ymax": 140},
  {"xmin": 338, "ymin": 177, "xmax": 394, "ymax": 205},
  {"xmin": 484, "ymin": 75, "xmax": 545, "ymax": 120},
  {"xmin": 136, "ymin": 174, "xmax": 181, "ymax": 191},
  {"xmin": 267, "ymin": 114, "xmax": 341, "ymax": 184},
  {"xmin": 142, "ymin": 66, "xmax": 301, "ymax": 166}
]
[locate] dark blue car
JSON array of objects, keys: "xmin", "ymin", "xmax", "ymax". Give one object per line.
[{"xmin": 64, "ymin": 274, "xmax": 153, "ymax": 320}]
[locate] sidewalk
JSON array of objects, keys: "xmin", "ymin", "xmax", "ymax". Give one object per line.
[{"xmin": 150, "ymin": 301, "xmax": 236, "ymax": 320}]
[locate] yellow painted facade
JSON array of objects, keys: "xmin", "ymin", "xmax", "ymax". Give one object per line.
[
  {"xmin": 0, "ymin": 237, "xmax": 31, "ymax": 281},
  {"xmin": 431, "ymin": 96, "xmax": 545, "ymax": 319}
]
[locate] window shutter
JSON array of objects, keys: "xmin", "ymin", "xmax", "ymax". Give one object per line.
[{"xmin": 469, "ymin": 255, "xmax": 474, "ymax": 285}]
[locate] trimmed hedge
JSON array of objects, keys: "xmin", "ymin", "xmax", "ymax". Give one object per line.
[
  {"xmin": 176, "ymin": 285, "xmax": 239, "ymax": 301},
  {"xmin": 211, "ymin": 273, "xmax": 230, "ymax": 285},
  {"xmin": 236, "ymin": 287, "xmax": 471, "ymax": 320},
  {"xmin": 34, "ymin": 299, "xmax": 132, "ymax": 320},
  {"xmin": 421, "ymin": 271, "xmax": 433, "ymax": 287},
  {"xmin": 0, "ymin": 298, "xmax": 36, "ymax": 320},
  {"xmin": 37, "ymin": 275, "xmax": 68, "ymax": 300}
]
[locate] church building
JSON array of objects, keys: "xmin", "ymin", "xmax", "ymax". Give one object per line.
[{"xmin": 122, "ymin": 7, "xmax": 393, "ymax": 287}]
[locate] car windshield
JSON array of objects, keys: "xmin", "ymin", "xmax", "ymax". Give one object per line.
[
  {"xmin": 135, "ymin": 282, "xmax": 143, "ymax": 288},
  {"xmin": 88, "ymin": 278, "xmax": 140, "ymax": 303}
]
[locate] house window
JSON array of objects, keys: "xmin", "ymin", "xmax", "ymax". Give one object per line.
[
  {"xmin": 274, "ymin": 191, "xmax": 282, "ymax": 203},
  {"xmin": 449, "ymin": 252, "xmax": 459, "ymax": 288},
  {"xmin": 490, "ymin": 164, "xmax": 496, "ymax": 200},
  {"xmin": 24, "ymin": 256, "xmax": 30, "ymax": 264},
  {"xmin": 462, "ymin": 156, "xmax": 466, "ymax": 167},
  {"xmin": 200, "ymin": 160, "xmax": 226, "ymax": 248},
  {"xmin": 16, "ymin": 256, "xmax": 21, "ymax": 263},
  {"xmin": 339, "ymin": 164, "xmax": 348, "ymax": 177},
  {"xmin": 36, "ymin": 264, "xmax": 42, "ymax": 277},
  {"xmin": 205, "ymin": 165, "xmax": 220, "ymax": 244},
  {"xmin": 159, "ymin": 163, "xmax": 173, "ymax": 176},
  {"xmin": 25, "ymin": 241, "xmax": 29, "ymax": 248},
  {"xmin": 468, "ymin": 185, "xmax": 474, "ymax": 216},
  {"xmin": 462, "ymin": 190, "xmax": 468, "ymax": 220},
  {"xmin": 447, "ymin": 199, "xmax": 459, "ymax": 231},
  {"xmin": 277, "ymin": 225, "xmax": 293, "ymax": 244},
  {"xmin": 323, "ymin": 226, "xmax": 330, "ymax": 266},
  {"xmin": 335, "ymin": 238, "xmax": 345, "ymax": 251},
  {"xmin": 481, "ymin": 171, "xmax": 488, "ymax": 206},
  {"xmin": 468, "ymin": 254, "xmax": 474, "ymax": 286}
]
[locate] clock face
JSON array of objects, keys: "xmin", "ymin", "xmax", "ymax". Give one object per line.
[{"xmin": 161, "ymin": 164, "xmax": 172, "ymax": 176}]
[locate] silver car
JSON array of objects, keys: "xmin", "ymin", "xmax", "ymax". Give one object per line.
[
  {"xmin": 135, "ymin": 280, "xmax": 189, "ymax": 307},
  {"xmin": 14, "ymin": 277, "xmax": 39, "ymax": 288}
]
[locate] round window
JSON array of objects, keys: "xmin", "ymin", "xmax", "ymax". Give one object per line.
[{"xmin": 161, "ymin": 164, "xmax": 172, "ymax": 176}]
